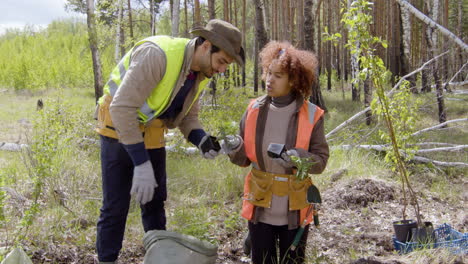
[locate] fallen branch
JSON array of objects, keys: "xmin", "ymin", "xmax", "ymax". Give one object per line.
[
  {"xmin": 335, "ymin": 144, "xmax": 468, "ymax": 167},
  {"xmin": 411, "ymin": 118, "xmax": 468, "ymax": 137},
  {"xmin": 337, "ymin": 144, "xmax": 467, "ymax": 154},
  {"xmin": 0, "ymin": 142, "xmax": 28, "ymax": 152},
  {"xmin": 411, "ymin": 156, "xmax": 468, "ymax": 168},
  {"xmin": 444, "ymin": 62, "xmax": 468, "ymax": 91},
  {"xmin": 409, "ymin": 142, "xmax": 458, "ymax": 147},
  {"xmin": 416, "ymin": 145, "xmax": 468, "ymax": 153},
  {"xmin": 395, "ymin": 0, "xmax": 468, "ymax": 52},
  {"xmin": 326, "ymin": 52, "xmax": 449, "ymax": 139}
]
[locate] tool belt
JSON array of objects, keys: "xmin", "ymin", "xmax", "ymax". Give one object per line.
[
  {"xmin": 95, "ymin": 94, "xmax": 166, "ymax": 149},
  {"xmin": 248, "ymin": 167, "xmax": 312, "ymax": 211}
]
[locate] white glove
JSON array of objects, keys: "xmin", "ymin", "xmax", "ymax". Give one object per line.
[
  {"xmin": 198, "ymin": 135, "xmax": 220, "ymax": 159},
  {"xmin": 131, "ymin": 160, "xmax": 158, "ymax": 204},
  {"xmin": 221, "ymin": 135, "xmax": 243, "ymax": 155},
  {"xmin": 272, "ymin": 149, "xmax": 299, "ymax": 169}
]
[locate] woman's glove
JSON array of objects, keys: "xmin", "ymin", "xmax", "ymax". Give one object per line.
[
  {"xmin": 272, "ymin": 149, "xmax": 299, "ymax": 169},
  {"xmin": 221, "ymin": 135, "xmax": 243, "ymax": 155}
]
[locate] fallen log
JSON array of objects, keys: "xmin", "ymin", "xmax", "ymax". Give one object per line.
[
  {"xmin": 335, "ymin": 144, "xmax": 468, "ymax": 167},
  {"xmin": 411, "ymin": 118, "xmax": 468, "ymax": 137},
  {"xmin": 0, "ymin": 142, "xmax": 28, "ymax": 152}
]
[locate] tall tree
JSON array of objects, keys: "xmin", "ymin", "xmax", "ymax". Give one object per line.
[
  {"xmin": 399, "ymin": 0, "xmax": 416, "ymax": 92},
  {"xmin": 253, "ymin": 0, "xmax": 269, "ymax": 94},
  {"xmin": 127, "ymin": 0, "xmax": 134, "ymax": 45},
  {"xmin": 184, "ymin": 0, "xmax": 189, "ymax": 37},
  {"xmin": 86, "ymin": 0, "xmax": 104, "ymax": 103},
  {"xmin": 172, "ymin": 0, "xmax": 180, "ymax": 36},
  {"xmin": 304, "ymin": 0, "xmax": 326, "ymax": 111},
  {"xmin": 296, "ymin": 0, "xmax": 304, "ymax": 49},
  {"xmin": 115, "ymin": 0, "xmax": 125, "ymax": 62},
  {"xmin": 208, "ymin": 0, "xmax": 216, "ymax": 19},
  {"xmin": 425, "ymin": 0, "xmax": 447, "ymax": 124},
  {"xmin": 242, "ymin": 0, "xmax": 246, "ymax": 87},
  {"xmin": 194, "ymin": 0, "xmax": 201, "ymax": 26},
  {"xmin": 150, "ymin": 0, "xmax": 156, "ymax": 35}
]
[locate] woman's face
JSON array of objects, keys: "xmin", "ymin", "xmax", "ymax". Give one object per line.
[{"xmin": 265, "ymin": 60, "xmax": 292, "ymax": 98}]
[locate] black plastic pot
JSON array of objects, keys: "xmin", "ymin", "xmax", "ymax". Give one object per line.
[{"xmin": 393, "ymin": 219, "xmax": 417, "ymax": 242}]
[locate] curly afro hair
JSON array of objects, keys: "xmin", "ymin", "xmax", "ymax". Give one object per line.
[{"xmin": 259, "ymin": 41, "xmax": 318, "ymax": 98}]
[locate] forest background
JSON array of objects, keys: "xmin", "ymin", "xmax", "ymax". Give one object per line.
[{"xmin": 0, "ymin": 0, "xmax": 466, "ymax": 263}]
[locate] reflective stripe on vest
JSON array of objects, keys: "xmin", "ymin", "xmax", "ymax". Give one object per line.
[
  {"xmin": 241, "ymin": 99, "xmax": 325, "ymax": 225},
  {"xmin": 98, "ymin": 36, "xmax": 209, "ymax": 123}
]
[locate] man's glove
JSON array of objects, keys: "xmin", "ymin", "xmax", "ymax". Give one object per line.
[
  {"xmin": 198, "ymin": 135, "xmax": 221, "ymax": 159},
  {"xmin": 131, "ymin": 160, "xmax": 158, "ymax": 204},
  {"xmin": 272, "ymin": 149, "xmax": 299, "ymax": 169},
  {"xmin": 221, "ymin": 135, "xmax": 243, "ymax": 155}
]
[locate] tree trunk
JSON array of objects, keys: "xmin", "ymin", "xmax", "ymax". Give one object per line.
[
  {"xmin": 127, "ymin": 0, "xmax": 134, "ymax": 45},
  {"xmin": 289, "ymin": 0, "xmax": 295, "ymax": 44},
  {"xmin": 399, "ymin": 1, "xmax": 416, "ymax": 92},
  {"xmin": 254, "ymin": 38, "xmax": 259, "ymax": 95},
  {"xmin": 172, "ymin": 0, "xmax": 180, "ymax": 36},
  {"xmin": 115, "ymin": 0, "xmax": 125, "ymax": 63},
  {"xmin": 456, "ymin": 0, "xmax": 463, "ymax": 82},
  {"xmin": 296, "ymin": 0, "xmax": 304, "ymax": 48},
  {"xmin": 364, "ymin": 77, "xmax": 372, "ymax": 125},
  {"xmin": 303, "ymin": 0, "xmax": 313, "ymax": 51},
  {"xmin": 348, "ymin": 0, "xmax": 360, "ymax": 102},
  {"xmin": 306, "ymin": 0, "xmax": 326, "ymax": 111},
  {"xmin": 253, "ymin": 0, "xmax": 269, "ymax": 51},
  {"xmin": 208, "ymin": 0, "xmax": 216, "ymax": 19},
  {"xmin": 184, "ymin": 0, "xmax": 189, "ymax": 37},
  {"xmin": 264, "ymin": 0, "xmax": 271, "ymax": 39},
  {"xmin": 425, "ymin": 0, "xmax": 447, "ymax": 124},
  {"xmin": 150, "ymin": 0, "xmax": 156, "ymax": 35},
  {"xmin": 194, "ymin": 0, "xmax": 201, "ymax": 26},
  {"xmin": 242, "ymin": 0, "xmax": 246, "ymax": 87},
  {"xmin": 224, "ymin": 0, "xmax": 229, "ymax": 22},
  {"xmin": 326, "ymin": 0, "xmax": 332, "ymax": 91},
  {"xmin": 86, "ymin": 0, "xmax": 104, "ymax": 103}
]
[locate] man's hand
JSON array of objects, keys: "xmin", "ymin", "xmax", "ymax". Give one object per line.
[
  {"xmin": 221, "ymin": 135, "xmax": 243, "ymax": 155},
  {"xmin": 271, "ymin": 149, "xmax": 299, "ymax": 169},
  {"xmin": 131, "ymin": 160, "xmax": 158, "ymax": 204},
  {"xmin": 198, "ymin": 135, "xmax": 221, "ymax": 159}
]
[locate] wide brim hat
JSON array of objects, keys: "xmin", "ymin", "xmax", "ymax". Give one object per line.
[{"xmin": 190, "ymin": 19, "xmax": 245, "ymax": 66}]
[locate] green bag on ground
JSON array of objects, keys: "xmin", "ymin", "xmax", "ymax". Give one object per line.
[
  {"xmin": 143, "ymin": 230, "xmax": 218, "ymax": 264},
  {"xmin": 1, "ymin": 248, "xmax": 33, "ymax": 264}
]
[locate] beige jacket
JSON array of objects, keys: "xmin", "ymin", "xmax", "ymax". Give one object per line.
[{"xmin": 96, "ymin": 38, "xmax": 207, "ymax": 145}]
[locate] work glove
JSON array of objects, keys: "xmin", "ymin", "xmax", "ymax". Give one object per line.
[
  {"xmin": 198, "ymin": 134, "xmax": 221, "ymax": 159},
  {"xmin": 272, "ymin": 149, "xmax": 299, "ymax": 169},
  {"xmin": 221, "ymin": 135, "xmax": 243, "ymax": 155},
  {"xmin": 131, "ymin": 160, "xmax": 158, "ymax": 204}
]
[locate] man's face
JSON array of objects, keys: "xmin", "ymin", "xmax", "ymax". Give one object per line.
[{"xmin": 199, "ymin": 45, "xmax": 235, "ymax": 78}]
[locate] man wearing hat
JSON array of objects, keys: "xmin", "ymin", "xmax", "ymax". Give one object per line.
[{"xmin": 94, "ymin": 19, "xmax": 244, "ymax": 263}]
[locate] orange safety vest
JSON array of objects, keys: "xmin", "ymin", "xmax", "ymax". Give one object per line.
[{"xmin": 241, "ymin": 99, "xmax": 324, "ymax": 225}]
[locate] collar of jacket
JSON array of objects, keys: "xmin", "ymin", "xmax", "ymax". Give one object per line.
[{"xmin": 254, "ymin": 94, "xmax": 305, "ymax": 112}]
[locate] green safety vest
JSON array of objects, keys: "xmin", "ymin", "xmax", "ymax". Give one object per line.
[{"xmin": 99, "ymin": 35, "xmax": 209, "ymax": 123}]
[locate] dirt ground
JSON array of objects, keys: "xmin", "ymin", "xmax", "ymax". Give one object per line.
[
  {"xmin": 215, "ymin": 178, "xmax": 467, "ymax": 264},
  {"xmin": 22, "ymin": 178, "xmax": 466, "ymax": 264}
]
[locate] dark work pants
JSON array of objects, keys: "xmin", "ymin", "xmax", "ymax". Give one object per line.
[
  {"xmin": 249, "ymin": 221, "xmax": 309, "ymax": 264},
  {"xmin": 96, "ymin": 135, "xmax": 167, "ymax": 262}
]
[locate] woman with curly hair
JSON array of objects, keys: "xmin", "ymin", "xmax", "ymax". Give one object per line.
[{"xmin": 222, "ymin": 41, "xmax": 330, "ymax": 264}]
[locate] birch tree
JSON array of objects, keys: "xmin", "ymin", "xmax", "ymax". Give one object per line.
[{"xmin": 425, "ymin": 0, "xmax": 447, "ymax": 124}]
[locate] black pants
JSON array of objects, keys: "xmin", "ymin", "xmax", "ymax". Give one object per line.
[
  {"xmin": 96, "ymin": 135, "xmax": 167, "ymax": 262},
  {"xmin": 249, "ymin": 221, "xmax": 309, "ymax": 264}
]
